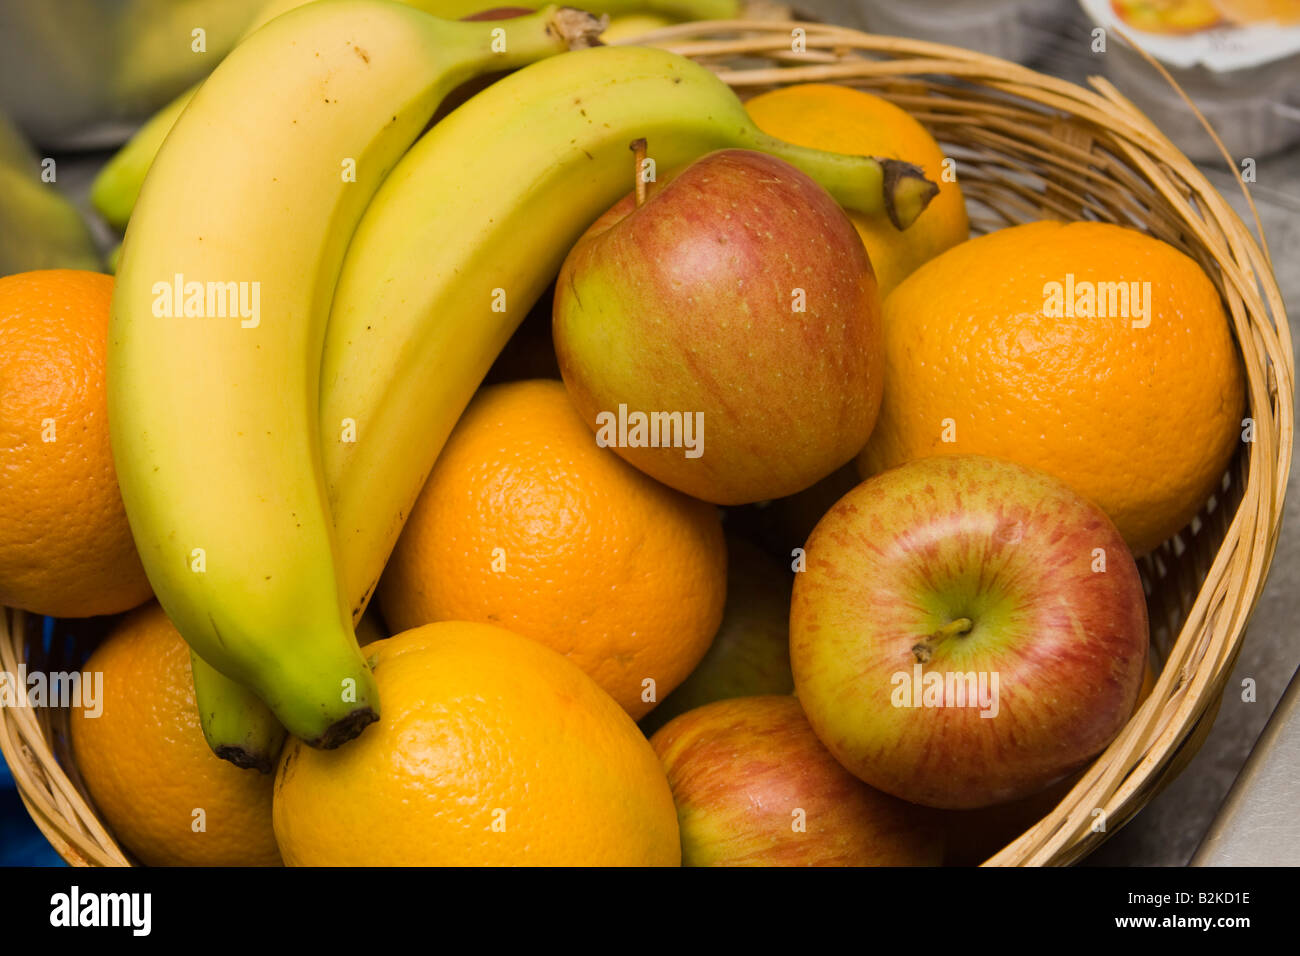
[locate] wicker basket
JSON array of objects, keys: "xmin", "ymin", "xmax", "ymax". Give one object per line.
[{"xmin": 1, "ymin": 18, "xmax": 1292, "ymax": 867}]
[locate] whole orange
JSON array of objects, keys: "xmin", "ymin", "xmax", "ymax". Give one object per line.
[
  {"xmin": 273, "ymin": 621, "xmax": 681, "ymax": 866},
  {"xmin": 0, "ymin": 269, "xmax": 152, "ymax": 616},
  {"xmin": 69, "ymin": 602, "xmax": 281, "ymax": 866},
  {"xmin": 859, "ymin": 221, "xmax": 1245, "ymax": 555},
  {"xmin": 745, "ymin": 83, "xmax": 969, "ymax": 298},
  {"xmin": 379, "ymin": 379, "xmax": 727, "ymax": 719}
]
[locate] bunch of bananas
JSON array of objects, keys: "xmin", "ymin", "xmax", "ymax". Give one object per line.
[{"xmin": 107, "ymin": 0, "xmax": 933, "ymax": 769}]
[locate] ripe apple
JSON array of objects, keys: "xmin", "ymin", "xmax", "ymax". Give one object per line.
[
  {"xmin": 651, "ymin": 696, "xmax": 943, "ymax": 866},
  {"xmin": 940, "ymin": 654, "xmax": 1157, "ymax": 864},
  {"xmin": 640, "ymin": 536, "xmax": 793, "ymax": 736},
  {"xmin": 553, "ymin": 148, "xmax": 884, "ymax": 506},
  {"xmin": 790, "ymin": 455, "xmax": 1149, "ymax": 810}
]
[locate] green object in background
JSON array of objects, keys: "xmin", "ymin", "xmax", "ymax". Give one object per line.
[{"xmin": 0, "ymin": 111, "xmax": 100, "ymax": 277}]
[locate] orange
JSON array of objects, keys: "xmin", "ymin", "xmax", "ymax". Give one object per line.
[
  {"xmin": 379, "ymin": 379, "xmax": 727, "ymax": 720},
  {"xmin": 69, "ymin": 602, "xmax": 281, "ymax": 866},
  {"xmin": 272, "ymin": 621, "xmax": 681, "ymax": 866},
  {"xmin": 745, "ymin": 83, "xmax": 969, "ymax": 298},
  {"xmin": 0, "ymin": 269, "xmax": 151, "ymax": 617},
  {"xmin": 859, "ymin": 220, "xmax": 1245, "ymax": 556}
]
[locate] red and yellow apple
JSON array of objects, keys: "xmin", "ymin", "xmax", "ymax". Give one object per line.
[
  {"xmin": 651, "ymin": 695, "xmax": 943, "ymax": 866},
  {"xmin": 790, "ymin": 455, "xmax": 1149, "ymax": 810},
  {"xmin": 941, "ymin": 654, "xmax": 1158, "ymax": 864},
  {"xmin": 553, "ymin": 148, "xmax": 884, "ymax": 506}
]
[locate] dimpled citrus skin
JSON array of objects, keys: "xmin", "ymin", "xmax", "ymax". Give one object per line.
[
  {"xmin": 272, "ymin": 622, "xmax": 682, "ymax": 866},
  {"xmin": 744, "ymin": 83, "xmax": 970, "ymax": 299},
  {"xmin": 859, "ymin": 221, "xmax": 1245, "ymax": 556},
  {"xmin": 0, "ymin": 270, "xmax": 152, "ymax": 616},
  {"xmin": 379, "ymin": 379, "xmax": 727, "ymax": 719},
  {"xmin": 69, "ymin": 603, "xmax": 281, "ymax": 867}
]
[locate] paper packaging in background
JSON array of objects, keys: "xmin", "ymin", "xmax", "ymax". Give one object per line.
[{"xmin": 1079, "ymin": 0, "xmax": 1300, "ymax": 162}]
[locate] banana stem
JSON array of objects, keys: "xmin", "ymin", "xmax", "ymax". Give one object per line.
[{"xmin": 743, "ymin": 130, "xmax": 939, "ymax": 230}]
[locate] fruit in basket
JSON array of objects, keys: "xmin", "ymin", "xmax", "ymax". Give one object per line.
[
  {"xmin": 745, "ymin": 83, "xmax": 970, "ymax": 298},
  {"xmin": 272, "ymin": 622, "xmax": 680, "ymax": 865},
  {"xmin": 69, "ymin": 603, "xmax": 281, "ymax": 866},
  {"xmin": 790, "ymin": 455, "xmax": 1150, "ymax": 809},
  {"xmin": 859, "ymin": 220, "xmax": 1246, "ymax": 556},
  {"xmin": 378, "ymin": 380, "xmax": 726, "ymax": 720},
  {"xmin": 553, "ymin": 149, "xmax": 888, "ymax": 505},
  {"xmin": 650, "ymin": 696, "xmax": 944, "ymax": 866},
  {"xmin": 108, "ymin": 3, "xmax": 602, "ymax": 748},
  {"xmin": 89, "ymin": 0, "xmax": 741, "ymax": 230},
  {"xmin": 0, "ymin": 270, "xmax": 151, "ymax": 618},
  {"xmin": 640, "ymin": 536, "xmax": 793, "ymax": 736},
  {"xmin": 319, "ymin": 43, "xmax": 937, "ymax": 625},
  {"xmin": 183, "ymin": 41, "xmax": 927, "ymax": 766}
]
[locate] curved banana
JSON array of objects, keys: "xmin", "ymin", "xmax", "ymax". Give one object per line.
[
  {"xmin": 110, "ymin": 1, "xmax": 600, "ymax": 751},
  {"xmin": 90, "ymin": 0, "xmax": 736, "ymax": 230},
  {"xmin": 320, "ymin": 44, "xmax": 935, "ymax": 617}
]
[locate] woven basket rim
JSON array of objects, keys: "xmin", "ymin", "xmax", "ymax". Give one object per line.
[{"xmin": 2, "ymin": 17, "xmax": 1293, "ymax": 868}]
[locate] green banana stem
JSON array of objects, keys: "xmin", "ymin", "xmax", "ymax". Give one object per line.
[
  {"xmin": 191, "ymin": 653, "xmax": 286, "ymax": 773},
  {"xmin": 742, "ymin": 130, "xmax": 939, "ymax": 230}
]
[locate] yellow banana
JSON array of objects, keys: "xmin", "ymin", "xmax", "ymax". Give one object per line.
[
  {"xmin": 319, "ymin": 44, "xmax": 935, "ymax": 618},
  {"xmin": 110, "ymin": 1, "xmax": 600, "ymax": 754},
  {"xmin": 90, "ymin": 0, "xmax": 737, "ymax": 230}
]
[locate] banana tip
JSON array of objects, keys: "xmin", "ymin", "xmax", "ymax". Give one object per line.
[
  {"xmin": 311, "ymin": 707, "xmax": 380, "ymax": 750},
  {"xmin": 881, "ymin": 158, "xmax": 940, "ymax": 231},
  {"xmin": 215, "ymin": 745, "xmax": 276, "ymax": 775}
]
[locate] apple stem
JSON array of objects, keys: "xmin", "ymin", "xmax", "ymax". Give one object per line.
[
  {"xmin": 631, "ymin": 138, "xmax": 648, "ymax": 208},
  {"xmin": 912, "ymin": 617, "xmax": 974, "ymax": 663}
]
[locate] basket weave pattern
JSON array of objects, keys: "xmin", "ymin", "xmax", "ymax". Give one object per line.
[{"xmin": 1, "ymin": 19, "xmax": 1293, "ymax": 867}]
